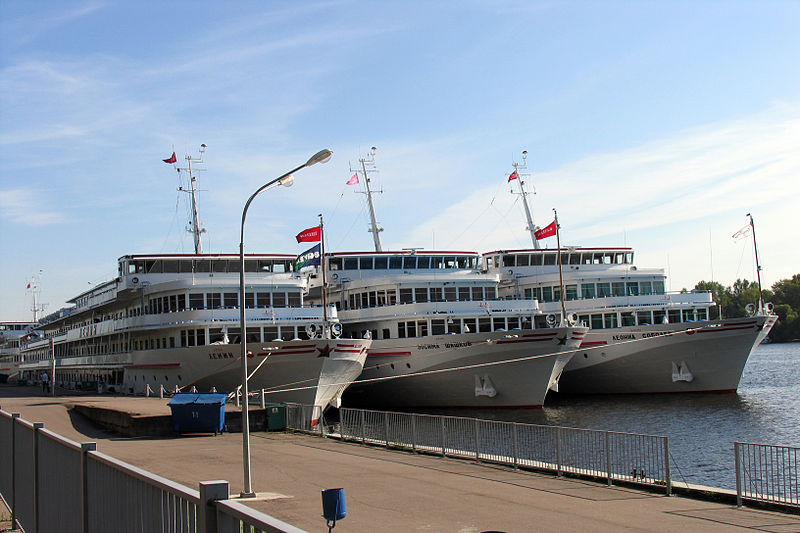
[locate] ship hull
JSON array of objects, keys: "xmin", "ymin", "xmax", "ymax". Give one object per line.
[
  {"xmin": 558, "ymin": 316, "xmax": 777, "ymax": 394},
  {"xmin": 344, "ymin": 327, "xmax": 585, "ymax": 409}
]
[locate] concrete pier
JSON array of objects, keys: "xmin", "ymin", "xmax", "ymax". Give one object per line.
[{"xmin": 2, "ymin": 385, "xmax": 799, "ymax": 532}]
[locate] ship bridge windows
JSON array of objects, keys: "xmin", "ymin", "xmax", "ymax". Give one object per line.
[
  {"xmin": 653, "ymin": 309, "xmax": 666, "ymax": 324},
  {"xmin": 389, "ymin": 256, "xmax": 403, "ymax": 269},
  {"xmin": 417, "ymin": 256, "xmax": 431, "ymax": 269},
  {"xmin": 195, "ymin": 260, "xmax": 211, "ymax": 272},
  {"xmin": 360, "ymin": 257, "xmax": 373, "ymax": 269},
  {"xmin": 543, "ymin": 254, "xmax": 556, "ymax": 266},
  {"xmin": 597, "ymin": 283, "xmax": 611, "ymax": 297},
  {"xmin": 612, "ymin": 282, "xmax": 625, "ymax": 297},
  {"xmin": 568, "ymin": 254, "xmax": 581, "ymax": 265},
  {"xmin": 627, "ymin": 283, "xmax": 640, "ymax": 296},
  {"xmin": 640, "ymin": 281, "xmax": 653, "ymax": 295},
  {"xmin": 581, "ymin": 284, "xmax": 596, "ymax": 299},
  {"xmin": 696, "ymin": 308, "xmax": 707, "ymax": 320},
  {"xmin": 653, "ymin": 280, "xmax": 665, "ymax": 294},
  {"xmin": 374, "ymin": 256, "xmax": 388, "ymax": 269},
  {"xmin": 399, "ymin": 288, "xmax": 413, "ymax": 304},
  {"xmin": 403, "ymin": 256, "xmax": 416, "ymax": 269},
  {"xmin": 224, "ymin": 293, "xmax": 238, "ymax": 308},
  {"xmin": 329, "ymin": 257, "xmax": 343, "ymax": 270},
  {"xmin": 415, "ymin": 288, "xmax": 428, "ymax": 303}
]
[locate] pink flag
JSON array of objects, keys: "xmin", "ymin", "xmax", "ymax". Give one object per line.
[
  {"xmin": 534, "ymin": 220, "xmax": 557, "ymax": 240},
  {"xmin": 162, "ymin": 152, "xmax": 177, "ymax": 164},
  {"xmin": 346, "ymin": 173, "xmax": 359, "ymax": 185},
  {"xmin": 508, "ymin": 170, "xmax": 519, "ymax": 182}
]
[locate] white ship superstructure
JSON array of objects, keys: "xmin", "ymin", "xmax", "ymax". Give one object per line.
[
  {"xmin": 0, "ymin": 322, "xmax": 37, "ymax": 382},
  {"xmin": 19, "ymin": 253, "xmax": 369, "ymax": 408},
  {"xmin": 306, "ymin": 250, "xmax": 586, "ymax": 408}
]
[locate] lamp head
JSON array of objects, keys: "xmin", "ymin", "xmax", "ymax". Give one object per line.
[
  {"xmin": 279, "ymin": 174, "xmax": 295, "ymax": 187},
  {"xmin": 306, "ymin": 148, "xmax": 333, "ymax": 167}
]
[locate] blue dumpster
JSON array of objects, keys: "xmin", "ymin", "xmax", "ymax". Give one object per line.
[{"xmin": 168, "ymin": 393, "xmax": 227, "ymax": 435}]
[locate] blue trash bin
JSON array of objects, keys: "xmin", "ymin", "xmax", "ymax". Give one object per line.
[
  {"xmin": 168, "ymin": 393, "xmax": 227, "ymax": 434},
  {"xmin": 321, "ymin": 488, "xmax": 346, "ymax": 525}
]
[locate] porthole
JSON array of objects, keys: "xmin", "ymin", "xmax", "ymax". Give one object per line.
[
  {"xmin": 390, "ymin": 363, "xmax": 395, "ymax": 370},
  {"xmin": 583, "ymin": 353, "xmax": 588, "ymax": 358}
]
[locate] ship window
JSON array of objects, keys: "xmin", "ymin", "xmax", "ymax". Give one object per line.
[
  {"xmin": 280, "ymin": 327, "xmax": 295, "ymax": 341},
  {"xmin": 541, "ymin": 286, "xmax": 553, "ymax": 302},
  {"xmin": 211, "ymin": 260, "xmax": 227, "ymax": 273},
  {"xmin": 517, "ymin": 255, "xmax": 530, "ymax": 267},
  {"xmin": 403, "ymin": 256, "xmax": 417, "ymax": 269},
  {"xmin": 344, "ymin": 258, "xmax": 358, "ymax": 270},
  {"xmin": 492, "ymin": 317, "xmax": 505, "ymax": 331},
  {"xmin": 224, "ymin": 293, "xmax": 238, "ymax": 308},
  {"xmin": 596, "ymin": 283, "xmax": 610, "ymax": 298},
  {"xmin": 565, "ymin": 285, "xmax": 578, "ymax": 300},
  {"xmin": 399, "ymin": 288, "xmax": 413, "ymax": 303},
  {"xmin": 486, "ymin": 287, "xmax": 496, "ymax": 299},
  {"xmin": 406, "ymin": 321, "xmax": 417, "ymax": 337},
  {"xmin": 653, "ymin": 310, "xmax": 666, "ymax": 324},
  {"xmin": 640, "ymin": 281, "xmax": 652, "ymax": 295},
  {"xmin": 287, "ymin": 292, "xmax": 301, "ymax": 307},
  {"xmin": 682, "ymin": 309, "xmax": 695, "ymax": 322},
  {"xmin": 553, "ymin": 286, "xmax": 561, "ymax": 302},
  {"xmin": 637, "ymin": 311, "xmax": 652, "ymax": 325},
  {"xmin": 359, "ymin": 257, "xmax": 373, "ymax": 269},
  {"xmin": 444, "ymin": 287, "xmax": 457, "ymax": 301},
  {"xmin": 509, "ymin": 317, "xmax": 521, "ymax": 330},
  {"xmin": 243, "ymin": 260, "xmax": 260, "ymax": 272},
  {"xmin": 329, "ymin": 257, "xmax": 343, "ymax": 270},
  {"xmin": 209, "ymin": 328, "xmax": 224, "ymax": 343},
  {"xmin": 581, "ymin": 284, "xmax": 596, "ymax": 299},
  {"xmin": 457, "ymin": 257, "xmax": 469, "ymax": 268},
  {"xmin": 696, "ymin": 308, "xmax": 707, "ymax": 321},
  {"xmin": 591, "ymin": 314, "xmax": 603, "ymax": 329},
  {"xmin": 256, "ymin": 292, "xmax": 270, "ymax": 307},
  {"xmin": 273, "ymin": 292, "xmax": 286, "ymax": 307},
  {"xmin": 627, "ymin": 283, "xmax": 640, "ymax": 296},
  {"xmin": 431, "ymin": 320, "xmax": 446, "ymax": 335},
  {"xmin": 579, "ymin": 314, "xmax": 590, "ymax": 327},
  {"xmin": 444, "ymin": 256, "xmax": 456, "ymax": 268},
  {"xmin": 458, "ymin": 287, "xmax": 470, "ymax": 301},
  {"xmin": 194, "ymin": 259, "xmax": 211, "ymax": 272},
  {"xmin": 265, "ymin": 326, "xmax": 278, "ymax": 340},
  {"xmin": 543, "ymin": 254, "xmax": 556, "ymax": 266},
  {"xmin": 163, "ymin": 260, "xmax": 180, "ymax": 273},
  {"xmin": 612, "ymin": 282, "xmax": 625, "ymax": 297},
  {"xmin": 246, "ymin": 328, "xmax": 260, "ymax": 343},
  {"xmin": 569, "ymin": 254, "xmax": 581, "ymax": 265},
  {"xmin": 258, "ymin": 259, "xmax": 274, "ymax": 272},
  {"xmin": 626, "ymin": 253, "xmax": 634, "ymax": 264},
  {"xmin": 417, "ymin": 256, "xmax": 431, "ymax": 269},
  {"xmin": 430, "ymin": 287, "xmax": 443, "ymax": 302},
  {"xmin": 146, "ymin": 260, "xmax": 161, "ymax": 273},
  {"xmin": 653, "ymin": 280, "xmax": 665, "ymax": 294},
  {"xmin": 398, "ymin": 322, "xmax": 406, "ymax": 338},
  {"xmin": 668, "ymin": 310, "xmax": 681, "ymax": 323},
  {"xmin": 528, "ymin": 254, "xmax": 542, "ymax": 266},
  {"xmin": 389, "ymin": 256, "xmax": 403, "ymax": 269},
  {"xmin": 430, "ymin": 256, "xmax": 443, "ymax": 269},
  {"xmin": 604, "ymin": 313, "xmax": 618, "ymax": 328},
  {"xmin": 374, "ymin": 257, "xmax": 388, "ymax": 269},
  {"xmin": 478, "ymin": 317, "xmax": 491, "ymax": 332},
  {"xmin": 472, "ymin": 287, "xmax": 483, "ymax": 300},
  {"xmin": 415, "ymin": 288, "xmax": 428, "ymax": 303},
  {"xmin": 196, "ymin": 329, "xmax": 206, "ymax": 345}
]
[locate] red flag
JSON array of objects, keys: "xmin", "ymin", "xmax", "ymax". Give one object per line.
[
  {"xmin": 162, "ymin": 152, "xmax": 177, "ymax": 164},
  {"xmin": 26, "ymin": 282, "xmax": 31, "ymax": 289},
  {"xmin": 346, "ymin": 173, "xmax": 359, "ymax": 185},
  {"xmin": 507, "ymin": 170, "xmax": 519, "ymax": 182},
  {"xmin": 534, "ymin": 220, "xmax": 557, "ymax": 240},
  {"xmin": 296, "ymin": 226, "xmax": 321, "ymax": 243}
]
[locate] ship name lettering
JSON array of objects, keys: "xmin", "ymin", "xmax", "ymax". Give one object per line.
[
  {"xmin": 444, "ymin": 342, "xmax": 472, "ymax": 348},
  {"xmin": 612, "ymin": 334, "xmax": 635, "ymax": 341},
  {"xmin": 417, "ymin": 344, "xmax": 440, "ymax": 350},
  {"xmin": 642, "ymin": 332, "xmax": 667, "ymax": 338},
  {"xmin": 208, "ymin": 352, "xmax": 235, "ymax": 359}
]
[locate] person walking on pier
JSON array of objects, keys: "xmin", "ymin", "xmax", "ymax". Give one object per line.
[{"xmin": 41, "ymin": 371, "xmax": 49, "ymax": 393}]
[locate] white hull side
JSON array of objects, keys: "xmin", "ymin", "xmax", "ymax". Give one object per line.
[
  {"xmin": 559, "ymin": 316, "xmax": 777, "ymax": 394},
  {"xmin": 344, "ymin": 328, "xmax": 584, "ymax": 408}
]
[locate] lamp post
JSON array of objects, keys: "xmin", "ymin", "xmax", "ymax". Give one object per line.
[{"xmin": 238, "ymin": 148, "xmax": 333, "ymax": 497}]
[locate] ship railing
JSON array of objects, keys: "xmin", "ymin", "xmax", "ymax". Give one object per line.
[
  {"xmin": 0, "ymin": 407, "xmax": 305, "ymax": 533},
  {"xmin": 735, "ymin": 442, "xmax": 800, "ymax": 508},
  {"xmin": 286, "ymin": 406, "xmax": 671, "ymax": 495}
]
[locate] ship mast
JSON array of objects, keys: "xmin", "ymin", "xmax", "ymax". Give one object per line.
[
  {"xmin": 510, "ymin": 150, "xmax": 540, "ymax": 249},
  {"xmin": 28, "ymin": 271, "xmax": 45, "ymax": 323},
  {"xmin": 177, "ymin": 144, "xmax": 208, "ymax": 254},
  {"xmin": 747, "ymin": 213, "xmax": 764, "ymax": 313},
  {"xmin": 352, "ymin": 146, "xmax": 384, "ymax": 252}
]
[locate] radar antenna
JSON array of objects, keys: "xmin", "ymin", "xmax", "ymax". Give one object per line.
[
  {"xmin": 350, "ymin": 146, "xmax": 384, "ymax": 252},
  {"xmin": 176, "ymin": 144, "xmax": 208, "ymax": 254}
]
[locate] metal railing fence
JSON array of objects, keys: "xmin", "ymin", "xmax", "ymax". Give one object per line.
[
  {"xmin": 735, "ymin": 442, "xmax": 800, "ymax": 508},
  {"xmin": 311, "ymin": 407, "xmax": 672, "ymax": 494},
  {"xmin": 0, "ymin": 407, "xmax": 307, "ymax": 533}
]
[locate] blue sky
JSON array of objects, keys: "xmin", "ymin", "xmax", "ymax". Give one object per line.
[{"xmin": 1, "ymin": 1, "xmax": 798, "ymax": 321}]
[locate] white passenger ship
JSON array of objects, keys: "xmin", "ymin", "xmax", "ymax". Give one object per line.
[
  {"xmin": 302, "ymin": 148, "xmax": 586, "ymax": 408},
  {"xmin": 18, "ymin": 147, "xmax": 369, "ymax": 410},
  {"xmin": 490, "ymin": 153, "xmax": 777, "ymax": 394},
  {"xmin": 0, "ymin": 322, "xmax": 37, "ymax": 383}
]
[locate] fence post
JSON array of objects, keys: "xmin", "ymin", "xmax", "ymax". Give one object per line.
[
  {"xmin": 735, "ymin": 443, "xmax": 742, "ymax": 507},
  {"xmin": 663, "ymin": 436, "xmax": 671, "ymax": 496},
  {"xmin": 10, "ymin": 413, "xmax": 20, "ymax": 531},
  {"xmin": 198, "ymin": 480, "xmax": 229, "ymax": 533},
  {"xmin": 360, "ymin": 410, "xmax": 365, "ymax": 444},
  {"xmin": 513, "ymin": 423, "xmax": 518, "ymax": 470},
  {"xmin": 32, "ymin": 422, "xmax": 44, "ymax": 533},
  {"xmin": 474, "ymin": 419, "xmax": 480, "ymax": 461},
  {"xmin": 81, "ymin": 442, "xmax": 96, "ymax": 533},
  {"xmin": 384, "ymin": 411, "xmax": 389, "ymax": 447},
  {"xmin": 605, "ymin": 431, "xmax": 612, "ymax": 486},
  {"xmin": 440, "ymin": 416, "xmax": 446, "ymax": 457},
  {"xmin": 556, "ymin": 427, "xmax": 563, "ymax": 477},
  {"xmin": 260, "ymin": 389, "xmax": 266, "ymax": 409},
  {"xmin": 411, "ymin": 414, "xmax": 417, "ymax": 453}
]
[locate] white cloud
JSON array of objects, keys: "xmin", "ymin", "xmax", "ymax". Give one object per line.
[{"xmin": 0, "ymin": 189, "xmax": 64, "ymax": 226}]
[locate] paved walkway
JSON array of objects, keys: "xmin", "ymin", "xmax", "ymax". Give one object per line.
[{"xmin": 2, "ymin": 386, "xmax": 800, "ymax": 532}]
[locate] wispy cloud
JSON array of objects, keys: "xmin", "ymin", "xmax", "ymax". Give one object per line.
[
  {"xmin": 0, "ymin": 189, "xmax": 64, "ymax": 226},
  {"xmin": 1, "ymin": 2, "xmax": 106, "ymax": 47}
]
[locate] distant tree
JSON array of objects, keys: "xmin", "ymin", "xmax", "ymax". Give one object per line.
[
  {"xmin": 772, "ymin": 274, "xmax": 800, "ymax": 310},
  {"xmin": 694, "ymin": 281, "xmax": 729, "ymax": 319}
]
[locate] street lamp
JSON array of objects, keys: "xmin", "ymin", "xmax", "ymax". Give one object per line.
[{"xmin": 238, "ymin": 148, "xmax": 333, "ymax": 497}]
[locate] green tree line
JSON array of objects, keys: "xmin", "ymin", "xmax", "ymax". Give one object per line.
[{"xmin": 694, "ymin": 274, "xmax": 800, "ymax": 342}]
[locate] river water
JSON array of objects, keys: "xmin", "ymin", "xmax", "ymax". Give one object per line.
[{"xmin": 445, "ymin": 343, "xmax": 800, "ymax": 491}]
